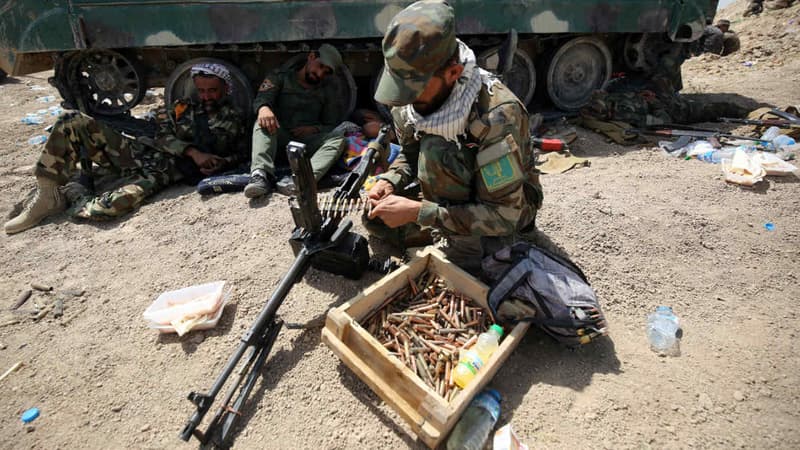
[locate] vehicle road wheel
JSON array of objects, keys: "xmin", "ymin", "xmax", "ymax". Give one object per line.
[
  {"xmin": 166, "ymin": 57, "xmax": 254, "ymax": 117},
  {"xmin": 69, "ymin": 49, "xmax": 146, "ymax": 116},
  {"xmin": 478, "ymin": 47, "xmax": 536, "ymax": 106},
  {"xmin": 546, "ymin": 37, "xmax": 611, "ymax": 111}
]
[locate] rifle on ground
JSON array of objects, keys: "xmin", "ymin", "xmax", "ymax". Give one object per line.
[
  {"xmin": 625, "ymin": 126, "xmax": 769, "ymax": 147},
  {"xmin": 719, "ymin": 118, "xmax": 800, "ymax": 129},
  {"xmin": 179, "ymin": 141, "xmax": 371, "ymax": 446}
]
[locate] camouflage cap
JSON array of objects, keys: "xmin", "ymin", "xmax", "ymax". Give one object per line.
[
  {"xmin": 317, "ymin": 43, "xmax": 343, "ymax": 73},
  {"xmin": 374, "ymin": 0, "xmax": 458, "ymax": 106}
]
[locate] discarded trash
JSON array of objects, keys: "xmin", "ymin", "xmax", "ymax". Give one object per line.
[
  {"xmin": 29, "ymin": 85, "xmax": 47, "ymax": 91},
  {"xmin": 752, "ymin": 152, "xmax": 798, "ymax": 175},
  {"xmin": 772, "ymin": 134, "xmax": 796, "ymax": 150},
  {"xmin": 20, "ymin": 115, "xmax": 44, "ymax": 125},
  {"xmin": 36, "ymin": 95, "xmax": 56, "ymax": 103},
  {"xmin": 143, "ymin": 281, "xmax": 228, "ymax": 336},
  {"xmin": 494, "ymin": 424, "xmax": 529, "ymax": 450},
  {"xmin": 453, "ymin": 325, "xmax": 503, "ymax": 388},
  {"xmin": 697, "ymin": 149, "xmax": 735, "ymax": 164},
  {"xmin": 47, "ymin": 105, "xmax": 63, "ymax": 116},
  {"xmin": 447, "ymin": 389, "xmax": 502, "ymax": 450},
  {"xmin": 21, "ymin": 407, "xmax": 40, "ymax": 423},
  {"xmin": 721, "ymin": 149, "xmax": 766, "ymax": 186},
  {"xmin": 764, "ymin": 222, "xmax": 775, "ymax": 231},
  {"xmin": 742, "ymin": 61, "xmax": 755, "ymax": 67},
  {"xmin": 760, "ymin": 126, "xmax": 782, "ymax": 142},
  {"xmin": 646, "ymin": 306, "xmax": 680, "ymax": 355},
  {"xmin": 0, "ymin": 361, "xmax": 24, "ymax": 383},
  {"xmin": 27, "ymin": 135, "xmax": 48, "ymax": 145},
  {"xmin": 684, "ymin": 140, "xmax": 715, "ymax": 157}
]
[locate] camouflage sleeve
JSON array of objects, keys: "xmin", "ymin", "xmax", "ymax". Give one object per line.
[
  {"xmin": 379, "ymin": 107, "xmax": 419, "ymax": 188},
  {"xmin": 253, "ymin": 70, "xmax": 284, "ymax": 115},
  {"xmin": 153, "ymin": 102, "xmax": 193, "ymax": 156},
  {"xmin": 214, "ymin": 106, "xmax": 248, "ymax": 162},
  {"xmin": 417, "ymin": 101, "xmax": 534, "ymax": 236}
]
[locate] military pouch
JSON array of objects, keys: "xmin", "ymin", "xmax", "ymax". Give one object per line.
[{"xmin": 476, "ymin": 135, "xmax": 524, "ymax": 193}]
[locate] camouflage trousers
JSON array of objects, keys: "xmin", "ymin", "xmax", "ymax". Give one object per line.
[
  {"xmin": 34, "ymin": 111, "xmax": 177, "ymax": 220},
  {"xmin": 251, "ymin": 124, "xmax": 347, "ymax": 181}
]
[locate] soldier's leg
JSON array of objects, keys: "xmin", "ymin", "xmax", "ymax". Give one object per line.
[
  {"xmin": 250, "ymin": 123, "xmax": 288, "ymax": 179},
  {"xmin": 301, "ymin": 130, "xmax": 347, "ymax": 181},
  {"xmin": 6, "ymin": 112, "xmax": 134, "ymax": 234},
  {"xmin": 70, "ymin": 148, "xmax": 176, "ymax": 220}
]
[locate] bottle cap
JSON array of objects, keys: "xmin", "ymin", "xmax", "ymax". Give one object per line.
[
  {"xmin": 21, "ymin": 407, "xmax": 39, "ymax": 423},
  {"xmin": 490, "ymin": 324, "xmax": 504, "ymax": 337}
]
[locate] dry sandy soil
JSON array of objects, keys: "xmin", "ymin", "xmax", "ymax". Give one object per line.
[{"xmin": 1, "ymin": 2, "xmax": 799, "ymax": 449}]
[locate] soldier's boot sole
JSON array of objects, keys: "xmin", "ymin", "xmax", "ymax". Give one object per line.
[{"xmin": 4, "ymin": 178, "xmax": 66, "ymax": 234}]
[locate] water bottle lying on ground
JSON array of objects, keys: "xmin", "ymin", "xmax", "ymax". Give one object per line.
[
  {"xmin": 447, "ymin": 389, "xmax": 502, "ymax": 450},
  {"xmin": 646, "ymin": 306, "xmax": 680, "ymax": 355}
]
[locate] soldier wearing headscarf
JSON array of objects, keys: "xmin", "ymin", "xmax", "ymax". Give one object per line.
[{"xmin": 5, "ymin": 63, "xmax": 247, "ymax": 234}]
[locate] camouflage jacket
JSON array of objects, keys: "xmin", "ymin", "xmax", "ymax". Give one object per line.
[
  {"xmin": 153, "ymin": 97, "xmax": 247, "ymax": 162},
  {"xmin": 253, "ymin": 59, "xmax": 340, "ymax": 134},
  {"xmin": 381, "ymin": 82, "xmax": 543, "ymax": 237}
]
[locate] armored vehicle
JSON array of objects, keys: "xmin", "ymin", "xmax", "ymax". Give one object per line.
[{"xmin": 0, "ymin": 0, "xmax": 718, "ymax": 118}]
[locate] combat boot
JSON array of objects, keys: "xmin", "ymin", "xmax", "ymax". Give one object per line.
[{"xmin": 4, "ymin": 178, "xmax": 66, "ymax": 234}]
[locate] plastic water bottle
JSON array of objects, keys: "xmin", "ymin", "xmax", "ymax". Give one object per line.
[
  {"xmin": 696, "ymin": 149, "xmax": 734, "ymax": 164},
  {"xmin": 646, "ymin": 306, "xmax": 680, "ymax": 353},
  {"xmin": 27, "ymin": 135, "xmax": 48, "ymax": 145},
  {"xmin": 446, "ymin": 389, "xmax": 502, "ymax": 450},
  {"xmin": 452, "ymin": 325, "xmax": 503, "ymax": 389},
  {"xmin": 21, "ymin": 114, "xmax": 44, "ymax": 125},
  {"xmin": 772, "ymin": 134, "xmax": 796, "ymax": 150},
  {"xmin": 760, "ymin": 126, "xmax": 782, "ymax": 142},
  {"xmin": 36, "ymin": 95, "xmax": 56, "ymax": 103}
]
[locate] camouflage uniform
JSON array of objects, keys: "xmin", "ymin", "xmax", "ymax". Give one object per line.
[
  {"xmin": 35, "ymin": 98, "xmax": 245, "ymax": 219},
  {"xmin": 371, "ymin": 0, "xmax": 543, "ymax": 274},
  {"xmin": 251, "ymin": 57, "xmax": 346, "ymax": 181}
]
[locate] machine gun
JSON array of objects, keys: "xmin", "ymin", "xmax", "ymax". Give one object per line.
[
  {"xmin": 179, "ymin": 142, "xmax": 372, "ymax": 446},
  {"xmin": 718, "ymin": 117, "xmax": 800, "ymax": 129},
  {"xmin": 179, "ymin": 130, "xmax": 393, "ymax": 445}
]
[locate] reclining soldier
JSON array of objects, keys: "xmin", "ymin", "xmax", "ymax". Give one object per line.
[
  {"xmin": 4, "ymin": 63, "xmax": 247, "ymax": 234},
  {"xmin": 366, "ymin": 0, "xmax": 544, "ymax": 275},
  {"xmin": 244, "ymin": 44, "xmax": 349, "ymax": 198}
]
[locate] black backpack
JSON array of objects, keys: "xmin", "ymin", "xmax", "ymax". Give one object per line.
[{"xmin": 482, "ymin": 242, "xmax": 607, "ymax": 347}]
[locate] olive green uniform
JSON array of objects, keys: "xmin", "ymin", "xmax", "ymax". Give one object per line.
[{"xmin": 251, "ymin": 60, "xmax": 345, "ymax": 180}]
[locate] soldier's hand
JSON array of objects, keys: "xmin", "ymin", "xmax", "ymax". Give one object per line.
[
  {"xmin": 186, "ymin": 147, "xmax": 225, "ymax": 175},
  {"xmin": 367, "ymin": 179, "xmax": 394, "ymax": 201},
  {"xmin": 368, "ymin": 195, "xmax": 420, "ymax": 228},
  {"xmin": 290, "ymin": 126, "xmax": 319, "ymax": 138},
  {"xmin": 257, "ymin": 106, "xmax": 280, "ymax": 134}
]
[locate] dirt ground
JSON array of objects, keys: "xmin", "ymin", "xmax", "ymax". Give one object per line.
[{"xmin": 1, "ymin": 2, "xmax": 799, "ymax": 449}]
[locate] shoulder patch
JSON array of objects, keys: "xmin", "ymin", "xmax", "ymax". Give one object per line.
[{"xmin": 478, "ymin": 135, "xmax": 523, "ymax": 192}]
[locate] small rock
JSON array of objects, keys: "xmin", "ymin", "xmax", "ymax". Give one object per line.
[
  {"xmin": 698, "ymin": 393, "xmax": 713, "ymax": 410},
  {"xmin": 733, "ymin": 391, "xmax": 745, "ymax": 402},
  {"xmin": 0, "ymin": 342, "xmax": 6, "ymax": 350},
  {"xmin": 190, "ymin": 333, "xmax": 205, "ymax": 345},
  {"xmin": 26, "ymin": 425, "xmax": 35, "ymax": 433},
  {"xmin": 111, "ymin": 405, "xmax": 123, "ymax": 413},
  {"xmin": 584, "ymin": 411, "xmax": 598, "ymax": 421},
  {"xmin": 141, "ymin": 424, "xmax": 151, "ymax": 432}
]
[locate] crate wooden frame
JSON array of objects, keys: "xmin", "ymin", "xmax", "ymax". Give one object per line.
[{"xmin": 322, "ymin": 248, "xmax": 530, "ymax": 448}]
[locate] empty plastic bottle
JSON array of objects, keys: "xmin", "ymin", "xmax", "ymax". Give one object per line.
[
  {"xmin": 20, "ymin": 114, "xmax": 44, "ymax": 125},
  {"xmin": 36, "ymin": 95, "xmax": 56, "ymax": 103},
  {"xmin": 759, "ymin": 126, "xmax": 782, "ymax": 142},
  {"xmin": 446, "ymin": 389, "xmax": 502, "ymax": 450},
  {"xmin": 452, "ymin": 324, "xmax": 503, "ymax": 389},
  {"xmin": 27, "ymin": 135, "xmax": 48, "ymax": 145},
  {"xmin": 696, "ymin": 149, "xmax": 735, "ymax": 164},
  {"xmin": 646, "ymin": 306, "xmax": 680, "ymax": 353},
  {"xmin": 772, "ymin": 134, "xmax": 796, "ymax": 150}
]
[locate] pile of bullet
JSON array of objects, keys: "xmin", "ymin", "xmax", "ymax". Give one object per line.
[{"xmin": 360, "ymin": 269, "xmax": 495, "ymax": 402}]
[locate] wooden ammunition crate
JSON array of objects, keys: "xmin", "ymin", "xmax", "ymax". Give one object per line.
[{"xmin": 322, "ymin": 248, "xmax": 530, "ymax": 448}]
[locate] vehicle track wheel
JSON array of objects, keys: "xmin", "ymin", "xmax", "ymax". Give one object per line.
[
  {"xmin": 546, "ymin": 37, "xmax": 611, "ymax": 111},
  {"xmin": 165, "ymin": 57, "xmax": 254, "ymax": 119},
  {"xmin": 69, "ymin": 49, "xmax": 145, "ymax": 116},
  {"xmin": 478, "ymin": 47, "xmax": 536, "ymax": 106}
]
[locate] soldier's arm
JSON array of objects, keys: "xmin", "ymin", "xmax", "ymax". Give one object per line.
[
  {"xmin": 376, "ymin": 114, "xmax": 419, "ymax": 189},
  {"xmin": 213, "ymin": 107, "xmax": 249, "ymax": 165},
  {"xmin": 417, "ymin": 102, "xmax": 538, "ymax": 236},
  {"xmin": 153, "ymin": 102, "xmax": 195, "ymax": 156},
  {"xmin": 253, "ymin": 71, "xmax": 284, "ymax": 116}
]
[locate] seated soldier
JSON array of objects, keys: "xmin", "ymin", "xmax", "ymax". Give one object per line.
[
  {"xmin": 4, "ymin": 63, "xmax": 247, "ymax": 234},
  {"xmin": 244, "ymin": 44, "xmax": 349, "ymax": 198}
]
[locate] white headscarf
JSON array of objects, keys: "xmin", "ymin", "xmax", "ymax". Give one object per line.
[{"xmin": 190, "ymin": 63, "xmax": 234, "ymax": 95}]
